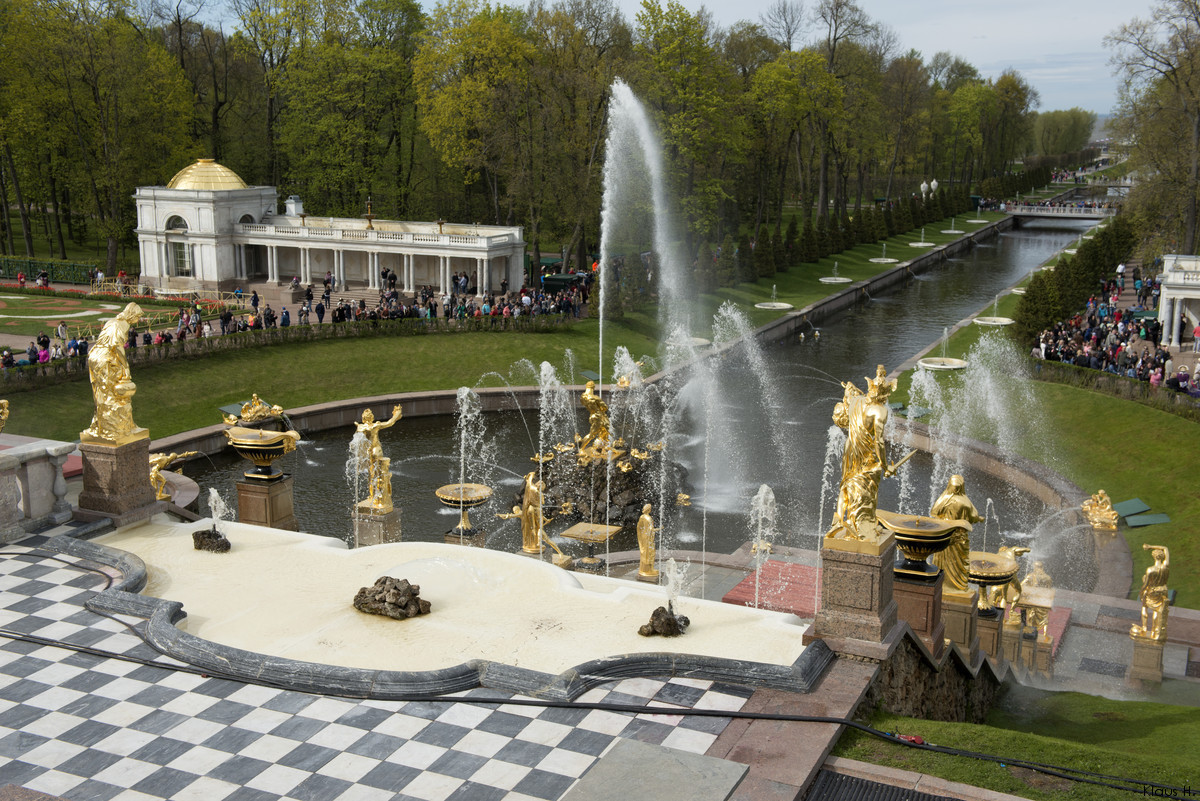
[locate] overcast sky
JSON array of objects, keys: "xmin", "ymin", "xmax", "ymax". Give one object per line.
[{"xmin": 616, "ymin": 0, "xmax": 1158, "ymax": 116}]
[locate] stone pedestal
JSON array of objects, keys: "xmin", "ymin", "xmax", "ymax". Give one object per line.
[
  {"xmin": 0, "ymin": 454, "xmax": 24, "ymax": 543},
  {"xmin": 77, "ymin": 438, "xmax": 157, "ymax": 523},
  {"xmin": 893, "ymin": 573, "xmax": 945, "ymax": 660},
  {"xmin": 1033, "ymin": 635, "xmax": 1054, "ymax": 678},
  {"xmin": 1129, "ymin": 635, "xmax": 1164, "ymax": 683},
  {"xmin": 812, "ymin": 534, "xmax": 898, "ymax": 643},
  {"xmin": 942, "ymin": 589, "xmax": 980, "ymax": 655},
  {"xmin": 236, "ymin": 475, "xmax": 298, "ymax": 531},
  {"xmin": 977, "ymin": 613, "xmax": 1002, "ymax": 658},
  {"xmin": 354, "ymin": 507, "xmax": 401, "ymax": 547},
  {"xmin": 1001, "ymin": 614, "xmax": 1023, "ymax": 663},
  {"xmin": 444, "ymin": 530, "xmax": 487, "ymax": 547}
]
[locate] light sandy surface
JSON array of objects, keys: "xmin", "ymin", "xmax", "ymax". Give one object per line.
[{"xmin": 96, "ymin": 518, "xmax": 807, "ymax": 675}]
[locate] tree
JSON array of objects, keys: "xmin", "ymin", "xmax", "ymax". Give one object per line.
[
  {"xmin": 759, "ymin": 0, "xmax": 804, "ymax": 51},
  {"xmin": 1108, "ymin": 1, "xmax": 1200, "ymax": 252}
]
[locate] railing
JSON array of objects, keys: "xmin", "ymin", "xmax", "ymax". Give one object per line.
[
  {"xmin": 0, "ymin": 255, "xmax": 101, "ymax": 285},
  {"xmin": 233, "ymin": 224, "xmax": 515, "ymax": 248},
  {"xmin": 1006, "ymin": 204, "xmax": 1118, "ymax": 218}
]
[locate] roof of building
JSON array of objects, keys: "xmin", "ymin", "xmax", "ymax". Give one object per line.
[{"xmin": 166, "ymin": 158, "xmax": 248, "ymax": 191}]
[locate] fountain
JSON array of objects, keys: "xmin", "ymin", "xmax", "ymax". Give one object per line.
[
  {"xmin": 749, "ymin": 485, "xmax": 777, "ymax": 608},
  {"xmin": 869, "ymin": 242, "xmax": 898, "ymax": 264},
  {"xmin": 910, "ymin": 227, "xmax": 934, "ymax": 247},
  {"xmin": 819, "ymin": 260, "xmax": 852, "ymax": 284},
  {"xmin": 917, "ymin": 326, "xmax": 967, "ymax": 370},
  {"xmin": 974, "ymin": 293, "xmax": 1015, "ymax": 327},
  {"xmin": 345, "ymin": 404, "xmax": 404, "ymax": 546},
  {"xmin": 755, "ymin": 284, "xmax": 795, "ymax": 310},
  {"xmin": 942, "ymin": 217, "xmax": 964, "ymax": 235},
  {"xmin": 437, "ymin": 389, "xmax": 492, "ymax": 545}
]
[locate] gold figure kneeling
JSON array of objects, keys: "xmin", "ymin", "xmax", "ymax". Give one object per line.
[{"xmin": 1081, "ymin": 489, "xmax": 1119, "ymax": 531}]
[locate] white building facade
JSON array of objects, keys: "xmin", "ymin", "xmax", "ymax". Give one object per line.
[
  {"xmin": 135, "ymin": 159, "xmax": 525, "ymax": 297},
  {"xmin": 1156, "ymin": 254, "xmax": 1200, "ymax": 347}
]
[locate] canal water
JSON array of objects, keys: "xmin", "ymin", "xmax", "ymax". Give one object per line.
[{"xmin": 193, "ymin": 219, "xmax": 1093, "ymax": 583}]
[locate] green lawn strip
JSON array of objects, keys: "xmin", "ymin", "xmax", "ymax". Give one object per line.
[
  {"xmin": 3, "ymin": 319, "xmax": 659, "ymax": 442},
  {"xmin": 0, "ymin": 291, "xmax": 199, "ymax": 339},
  {"xmin": 832, "ymin": 690, "xmax": 1197, "ymax": 801}
]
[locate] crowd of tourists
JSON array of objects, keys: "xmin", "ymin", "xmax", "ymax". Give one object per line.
[{"xmin": 1031, "ymin": 270, "xmax": 1199, "ymax": 397}]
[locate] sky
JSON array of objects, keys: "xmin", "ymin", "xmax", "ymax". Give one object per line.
[{"xmin": 617, "ymin": 0, "xmax": 1159, "ymax": 116}]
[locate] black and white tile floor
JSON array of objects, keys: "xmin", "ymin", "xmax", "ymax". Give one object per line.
[{"xmin": 0, "ymin": 538, "xmax": 750, "ymax": 800}]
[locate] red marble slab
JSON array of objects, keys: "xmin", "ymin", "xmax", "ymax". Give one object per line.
[{"xmin": 722, "ymin": 560, "xmax": 822, "ymax": 618}]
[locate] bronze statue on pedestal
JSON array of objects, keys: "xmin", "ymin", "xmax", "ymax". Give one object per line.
[{"xmin": 1130, "ymin": 545, "xmax": 1169, "ymax": 641}]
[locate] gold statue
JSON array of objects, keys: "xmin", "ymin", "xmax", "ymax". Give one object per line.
[
  {"xmin": 827, "ymin": 365, "xmax": 898, "ymax": 541},
  {"xmin": 578, "ymin": 381, "xmax": 611, "ymax": 463},
  {"xmin": 82, "ymin": 303, "xmax": 148, "ymax": 444},
  {"xmin": 1130, "ymin": 545, "xmax": 1170, "ymax": 641},
  {"xmin": 500, "ymin": 472, "xmax": 570, "ymax": 560},
  {"xmin": 675, "ymin": 493, "xmax": 691, "ymax": 507},
  {"xmin": 148, "ymin": 451, "xmax": 198, "ymax": 501},
  {"xmin": 1081, "ymin": 489, "xmax": 1119, "ymax": 531},
  {"xmin": 986, "ymin": 545, "xmax": 1031, "ymax": 611},
  {"xmin": 929, "ymin": 475, "xmax": 984, "ymax": 592},
  {"xmin": 1022, "ymin": 560, "xmax": 1053, "ymax": 637},
  {"xmin": 0, "ymin": 399, "xmax": 8, "ymax": 434},
  {"xmin": 222, "ymin": 394, "xmax": 285, "ymax": 425},
  {"xmin": 637, "ymin": 503, "xmax": 660, "ymax": 579},
  {"xmin": 354, "ymin": 405, "xmax": 403, "ymax": 511}
]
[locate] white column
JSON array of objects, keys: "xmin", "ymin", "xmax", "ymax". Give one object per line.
[
  {"xmin": 1161, "ymin": 296, "xmax": 1175, "ymax": 347},
  {"xmin": 475, "ymin": 257, "xmax": 484, "ymax": 296},
  {"xmin": 482, "ymin": 257, "xmax": 490, "ymax": 294},
  {"xmin": 404, "ymin": 254, "xmax": 413, "ymax": 293},
  {"xmin": 438, "ymin": 257, "xmax": 446, "ymax": 294}
]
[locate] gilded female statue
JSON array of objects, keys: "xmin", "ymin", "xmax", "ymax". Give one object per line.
[
  {"xmin": 637, "ymin": 504, "xmax": 660, "ymax": 579},
  {"xmin": 827, "ymin": 365, "xmax": 896, "ymax": 540},
  {"xmin": 929, "ymin": 474, "xmax": 984, "ymax": 592},
  {"xmin": 1130, "ymin": 545, "xmax": 1170, "ymax": 641},
  {"xmin": 82, "ymin": 303, "xmax": 147, "ymax": 444}
]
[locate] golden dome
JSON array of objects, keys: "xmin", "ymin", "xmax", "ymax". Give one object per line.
[{"xmin": 166, "ymin": 158, "xmax": 248, "ymax": 191}]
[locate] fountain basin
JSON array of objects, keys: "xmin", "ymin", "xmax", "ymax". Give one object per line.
[
  {"xmin": 877, "ymin": 509, "xmax": 960, "ymax": 580},
  {"xmin": 917, "ymin": 357, "xmax": 967, "ymax": 371},
  {"xmin": 819, "ymin": 276, "xmax": 853, "ymax": 284},
  {"xmin": 1011, "ymin": 287, "xmax": 1027, "ymax": 295},
  {"xmin": 868, "ymin": 258, "xmax": 899, "ymax": 264},
  {"xmin": 968, "ymin": 550, "xmax": 1019, "ymax": 617},
  {"xmin": 966, "ymin": 219, "xmax": 988, "ymax": 224},
  {"xmin": 973, "ymin": 316, "xmax": 1014, "ymax": 327},
  {"xmin": 941, "ymin": 229, "xmax": 964, "ymax": 235},
  {"xmin": 92, "ymin": 520, "xmax": 810, "ymax": 684},
  {"xmin": 754, "ymin": 302, "xmax": 795, "ymax": 310},
  {"xmin": 909, "ymin": 241, "xmax": 935, "ymax": 247},
  {"xmin": 435, "ymin": 482, "xmax": 493, "ymax": 536},
  {"xmin": 224, "ymin": 428, "xmax": 300, "ymax": 480}
]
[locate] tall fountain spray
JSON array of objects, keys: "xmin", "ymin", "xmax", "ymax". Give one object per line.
[{"xmin": 598, "ymin": 79, "xmax": 691, "ymax": 383}]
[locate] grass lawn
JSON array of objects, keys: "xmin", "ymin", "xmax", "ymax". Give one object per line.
[
  {"xmin": 833, "ymin": 686, "xmax": 1198, "ymax": 801},
  {"xmin": 0, "ymin": 291, "xmax": 187, "ymax": 340}
]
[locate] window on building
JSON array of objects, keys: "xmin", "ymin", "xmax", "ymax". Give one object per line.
[
  {"xmin": 171, "ymin": 242, "xmax": 192, "ymax": 277},
  {"xmin": 165, "ymin": 215, "xmax": 188, "ymax": 232}
]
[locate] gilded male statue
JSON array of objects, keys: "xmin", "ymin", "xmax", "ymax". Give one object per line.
[
  {"xmin": 1022, "ymin": 560, "xmax": 1053, "ymax": 638},
  {"xmin": 82, "ymin": 303, "xmax": 147, "ymax": 444},
  {"xmin": 578, "ymin": 381, "xmax": 611, "ymax": 462},
  {"xmin": 148, "ymin": 451, "xmax": 197, "ymax": 501},
  {"xmin": 827, "ymin": 365, "xmax": 897, "ymax": 540},
  {"xmin": 353, "ymin": 405, "xmax": 403, "ymax": 510},
  {"xmin": 1130, "ymin": 545, "xmax": 1170, "ymax": 641},
  {"xmin": 929, "ymin": 474, "xmax": 984, "ymax": 592},
  {"xmin": 0, "ymin": 399, "xmax": 8, "ymax": 434}
]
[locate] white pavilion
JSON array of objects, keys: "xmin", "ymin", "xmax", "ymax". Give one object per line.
[
  {"xmin": 134, "ymin": 159, "xmax": 525, "ymax": 297},
  {"xmin": 1157, "ymin": 254, "xmax": 1200, "ymax": 347}
]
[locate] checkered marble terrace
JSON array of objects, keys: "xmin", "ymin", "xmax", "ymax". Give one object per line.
[{"xmin": 0, "ymin": 537, "xmax": 752, "ymax": 801}]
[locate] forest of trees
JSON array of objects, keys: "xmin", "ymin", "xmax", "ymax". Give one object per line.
[{"xmin": 0, "ymin": 0, "xmax": 1090, "ymax": 271}]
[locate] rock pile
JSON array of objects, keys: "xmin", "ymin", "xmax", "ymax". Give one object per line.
[
  {"xmin": 638, "ymin": 602, "xmax": 689, "ymax": 637},
  {"xmin": 192, "ymin": 527, "xmax": 231, "ymax": 553},
  {"xmin": 353, "ymin": 576, "xmax": 431, "ymax": 620}
]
